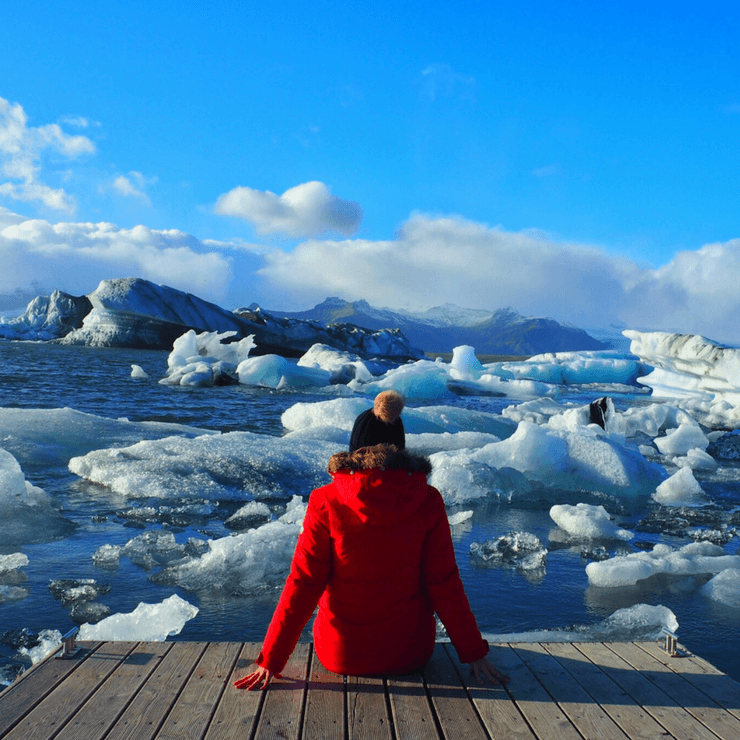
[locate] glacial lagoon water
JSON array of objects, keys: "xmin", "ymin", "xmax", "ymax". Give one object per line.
[{"xmin": 1, "ymin": 339, "xmax": 739, "ymax": 682}]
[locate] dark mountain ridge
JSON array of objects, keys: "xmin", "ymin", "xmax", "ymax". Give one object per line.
[{"xmin": 268, "ymin": 298, "xmax": 608, "ymax": 355}]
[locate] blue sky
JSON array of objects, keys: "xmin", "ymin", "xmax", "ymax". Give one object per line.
[{"xmin": 1, "ymin": 1, "xmax": 739, "ymax": 340}]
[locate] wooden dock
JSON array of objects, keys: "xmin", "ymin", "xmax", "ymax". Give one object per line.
[{"xmin": 2, "ymin": 640, "xmax": 740, "ymax": 740}]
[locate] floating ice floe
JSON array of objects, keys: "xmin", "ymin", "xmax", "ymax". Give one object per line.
[
  {"xmin": 160, "ymin": 329, "xmax": 256, "ymax": 386},
  {"xmin": 297, "ymin": 344, "xmax": 378, "ymax": 384},
  {"xmin": 585, "ymin": 541, "xmax": 740, "ymax": 588},
  {"xmin": 0, "ymin": 553, "xmax": 29, "ymax": 574},
  {"xmin": 653, "ymin": 467, "xmax": 708, "ymax": 507},
  {"xmin": 430, "ymin": 420, "xmax": 665, "ymax": 505},
  {"xmin": 470, "ymin": 532, "xmax": 547, "ymax": 570},
  {"xmin": 0, "ymin": 407, "xmax": 214, "ymax": 469},
  {"xmin": 481, "ymin": 603, "xmax": 678, "ymax": 644},
  {"xmin": 70, "ymin": 432, "xmax": 336, "ymax": 501},
  {"xmin": 78, "ymin": 594, "xmax": 199, "ymax": 641},
  {"xmin": 447, "ymin": 510, "xmax": 473, "ymax": 526},
  {"xmin": 130, "ymin": 364, "xmax": 149, "ymax": 379},
  {"xmin": 700, "ymin": 569, "xmax": 740, "ymax": 607},
  {"xmin": 550, "ymin": 503, "xmax": 634, "ymax": 541},
  {"xmin": 0, "ymin": 447, "xmax": 73, "ymax": 545},
  {"xmin": 18, "ymin": 629, "xmax": 62, "ymax": 664},
  {"xmin": 153, "ymin": 496, "xmax": 307, "ymax": 594},
  {"xmin": 485, "ymin": 350, "xmax": 647, "ymax": 387}
]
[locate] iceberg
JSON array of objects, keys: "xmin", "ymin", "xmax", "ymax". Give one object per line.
[
  {"xmin": 586, "ymin": 541, "xmax": 740, "ymax": 588},
  {"xmin": 626, "ymin": 330, "xmax": 740, "ymax": 428},
  {"xmin": 550, "ymin": 503, "xmax": 634, "ymax": 541},
  {"xmin": 153, "ymin": 496, "xmax": 307, "ymax": 594},
  {"xmin": 69, "ymin": 431, "xmax": 336, "ymax": 501},
  {"xmin": 0, "ymin": 407, "xmax": 215, "ymax": 469},
  {"xmin": 0, "ymin": 448, "xmax": 73, "ymax": 545},
  {"xmin": 45, "ymin": 277, "xmax": 423, "ymax": 359},
  {"xmin": 0, "ymin": 290, "xmax": 91, "ymax": 340},
  {"xmin": 77, "ymin": 594, "xmax": 199, "ymax": 641}
]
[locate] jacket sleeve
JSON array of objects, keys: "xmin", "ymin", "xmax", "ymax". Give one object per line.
[
  {"xmin": 257, "ymin": 491, "xmax": 333, "ymax": 673},
  {"xmin": 421, "ymin": 488, "xmax": 489, "ymax": 664}
]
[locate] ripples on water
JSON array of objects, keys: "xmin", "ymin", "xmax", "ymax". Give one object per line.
[{"xmin": 0, "ymin": 340, "xmax": 739, "ymax": 682}]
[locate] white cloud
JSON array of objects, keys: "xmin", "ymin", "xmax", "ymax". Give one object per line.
[
  {"xmin": 214, "ymin": 180, "xmax": 363, "ymax": 237},
  {"xmin": 108, "ymin": 171, "xmax": 154, "ymax": 205},
  {"xmin": 0, "ymin": 211, "xmax": 232, "ymax": 302},
  {"xmin": 623, "ymin": 239, "xmax": 740, "ymax": 340},
  {"xmin": 0, "ymin": 98, "xmax": 96, "ymax": 212},
  {"xmin": 258, "ymin": 213, "xmax": 740, "ymax": 343}
]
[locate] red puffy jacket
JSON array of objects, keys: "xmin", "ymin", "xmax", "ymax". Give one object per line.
[{"xmin": 257, "ymin": 444, "xmax": 489, "ymax": 676}]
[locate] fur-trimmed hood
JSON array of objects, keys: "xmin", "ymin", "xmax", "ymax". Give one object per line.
[
  {"xmin": 326, "ymin": 444, "xmax": 433, "ymax": 524},
  {"xmin": 328, "ymin": 444, "xmax": 432, "ymax": 476}
]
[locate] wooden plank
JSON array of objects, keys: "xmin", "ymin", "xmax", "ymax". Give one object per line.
[
  {"xmin": 444, "ymin": 644, "xmax": 536, "ymax": 740},
  {"xmin": 423, "ymin": 644, "xmax": 488, "ymax": 740},
  {"xmin": 303, "ymin": 650, "xmax": 345, "ymax": 740},
  {"xmin": 104, "ymin": 641, "xmax": 208, "ymax": 740},
  {"xmin": 0, "ymin": 642, "xmax": 103, "ymax": 737},
  {"xmin": 637, "ymin": 640, "xmax": 740, "ymax": 720},
  {"xmin": 155, "ymin": 642, "xmax": 242, "ymax": 740},
  {"xmin": 253, "ymin": 642, "xmax": 310, "ymax": 740},
  {"xmin": 387, "ymin": 668, "xmax": 439, "ymax": 740},
  {"xmin": 609, "ymin": 642, "xmax": 740, "ymax": 740},
  {"xmin": 1, "ymin": 641, "xmax": 136, "ymax": 740},
  {"xmin": 512, "ymin": 643, "xmax": 630, "ymax": 740},
  {"xmin": 347, "ymin": 675, "xmax": 392, "ymax": 740},
  {"xmin": 204, "ymin": 643, "xmax": 266, "ymax": 740},
  {"xmin": 544, "ymin": 642, "xmax": 672, "ymax": 740},
  {"xmin": 577, "ymin": 642, "xmax": 720, "ymax": 740},
  {"xmin": 53, "ymin": 642, "xmax": 171, "ymax": 740},
  {"xmin": 493, "ymin": 644, "xmax": 582, "ymax": 740}
]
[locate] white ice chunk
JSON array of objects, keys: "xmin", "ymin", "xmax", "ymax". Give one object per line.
[
  {"xmin": 130, "ymin": 364, "xmax": 149, "ymax": 379},
  {"xmin": 161, "ymin": 330, "xmax": 256, "ymax": 386},
  {"xmin": 586, "ymin": 541, "xmax": 740, "ymax": 587},
  {"xmin": 447, "ymin": 510, "xmax": 473, "ymax": 526},
  {"xmin": 237, "ymin": 354, "xmax": 330, "ymax": 389},
  {"xmin": 0, "ymin": 407, "xmax": 214, "ymax": 468},
  {"xmin": 19, "ymin": 629, "xmax": 62, "ymax": 664},
  {"xmin": 0, "ymin": 553, "xmax": 29, "ymax": 573},
  {"xmin": 297, "ymin": 344, "xmax": 375, "ymax": 384},
  {"xmin": 701, "ymin": 569, "xmax": 740, "ymax": 607},
  {"xmin": 0, "ymin": 447, "xmax": 72, "ymax": 545},
  {"xmin": 550, "ymin": 503, "xmax": 634, "ymax": 541},
  {"xmin": 78, "ymin": 594, "xmax": 198, "ymax": 641},
  {"xmin": 626, "ymin": 330, "xmax": 740, "ymax": 428},
  {"xmin": 673, "ymin": 448, "xmax": 718, "ymax": 471},
  {"xmin": 482, "ymin": 603, "xmax": 677, "ymax": 643},
  {"xmin": 348, "ymin": 360, "xmax": 451, "ymax": 400},
  {"xmin": 69, "ymin": 432, "xmax": 336, "ymax": 501},
  {"xmin": 653, "ymin": 467, "xmax": 708, "ymax": 507},
  {"xmin": 281, "ymin": 398, "xmax": 516, "ymax": 440},
  {"xmin": 157, "ymin": 496, "xmax": 307, "ymax": 594},
  {"xmin": 449, "ymin": 346, "xmax": 484, "ymax": 380},
  {"xmin": 654, "ymin": 423, "xmax": 709, "ymax": 456},
  {"xmin": 439, "ymin": 421, "xmax": 665, "ymax": 501}
]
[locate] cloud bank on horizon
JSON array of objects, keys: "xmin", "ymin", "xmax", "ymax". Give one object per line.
[{"xmin": 1, "ymin": 96, "xmax": 739, "ymax": 343}]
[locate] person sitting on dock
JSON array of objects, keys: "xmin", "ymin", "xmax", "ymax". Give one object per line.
[
  {"xmin": 349, "ymin": 390, "xmax": 406, "ymax": 452},
  {"xmin": 234, "ymin": 443, "xmax": 509, "ymax": 690}
]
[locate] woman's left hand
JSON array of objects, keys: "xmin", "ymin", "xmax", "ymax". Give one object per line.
[
  {"xmin": 234, "ymin": 665, "xmax": 280, "ymax": 691},
  {"xmin": 469, "ymin": 657, "xmax": 509, "ymax": 686}
]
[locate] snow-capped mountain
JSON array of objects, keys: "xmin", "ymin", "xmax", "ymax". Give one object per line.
[{"xmin": 270, "ymin": 298, "xmax": 609, "ymax": 355}]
